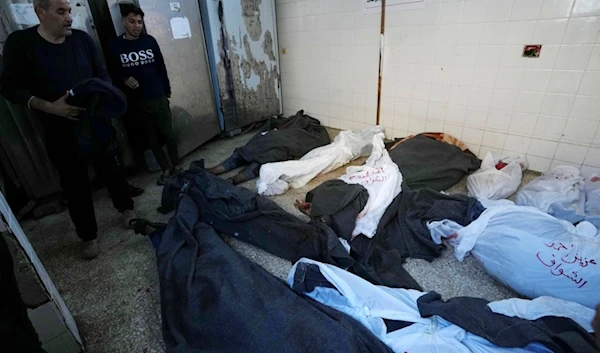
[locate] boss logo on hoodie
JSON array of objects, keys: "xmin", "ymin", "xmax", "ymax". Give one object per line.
[{"xmin": 120, "ymin": 49, "xmax": 155, "ymax": 67}]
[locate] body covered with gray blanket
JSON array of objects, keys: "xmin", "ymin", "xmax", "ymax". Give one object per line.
[
  {"xmin": 209, "ymin": 110, "xmax": 330, "ymax": 183},
  {"xmin": 154, "ymin": 191, "xmax": 394, "ymax": 353},
  {"xmin": 389, "ymin": 134, "xmax": 480, "ymax": 191}
]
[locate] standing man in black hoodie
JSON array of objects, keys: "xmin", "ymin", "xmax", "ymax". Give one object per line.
[
  {"xmin": 108, "ymin": 5, "xmax": 179, "ymax": 186},
  {"xmin": 0, "ymin": 0, "xmax": 136, "ymax": 260}
]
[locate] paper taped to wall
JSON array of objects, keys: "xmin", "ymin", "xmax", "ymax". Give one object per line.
[
  {"xmin": 9, "ymin": 3, "xmax": 39, "ymax": 26},
  {"xmin": 170, "ymin": 2, "xmax": 181, "ymax": 12},
  {"xmin": 170, "ymin": 16, "xmax": 191, "ymax": 39}
]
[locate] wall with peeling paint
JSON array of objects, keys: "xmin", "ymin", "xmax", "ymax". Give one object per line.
[{"xmin": 205, "ymin": 0, "xmax": 282, "ymax": 128}]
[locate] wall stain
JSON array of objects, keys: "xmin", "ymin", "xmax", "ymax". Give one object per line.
[
  {"xmin": 263, "ymin": 30, "xmax": 276, "ymax": 61},
  {"xmin": 216, "ymin": 29, "xmax": 279, "ymax": 126},
  {"xmin": 241, "ymin": 0, "xmax": 262, "ymax": 41}
]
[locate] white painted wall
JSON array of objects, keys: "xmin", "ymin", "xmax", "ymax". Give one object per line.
[
  {"xmin": 276, "ymin": 0, "xmax": 600, "ymax": 175},
  {"xmin": 277, "ymin": 0, "xmax": 381, "ymax": 131}
]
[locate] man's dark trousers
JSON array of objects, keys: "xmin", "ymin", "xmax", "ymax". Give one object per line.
[
  {"xmin": 46, "ymin": 135, "xmax": 133, "ymax": 241},
  {"xmin": 129, "ymin": 96, "xmax": 178, "ymax": 171}
]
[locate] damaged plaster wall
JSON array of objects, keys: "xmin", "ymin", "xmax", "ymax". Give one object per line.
[
  {"xmin": 241, "ymin": 0, "xmax": 262, "ymax": 41},
  {"xmin": 263, "ymin": 29, "xmax": 276, "ymax": 61},
  {"xmin": 208, "ymin": 0, "xmax": 281, "ymax": 128}
]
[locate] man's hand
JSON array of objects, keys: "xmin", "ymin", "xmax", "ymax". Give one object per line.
[
  {"xmin": 124, "ymin": 77, "xmax": 139, "ymax": 89},
  {"xmin": 49, "ymin": 92, "xmax": 85, "ymax": 120},
  {"xmin": 32, "ymin": 92, "xmax": 85, "ymax": 121}
]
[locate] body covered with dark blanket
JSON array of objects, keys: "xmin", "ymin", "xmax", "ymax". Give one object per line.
[
  {"xmin": 154, "ymin": 193, "xmax": 394, "ymax": 353},
  {"xmin": 389, "ymin": 134, "xmax": 480, "ymax": 191},
  {"xmin": 211, "ymin": 110, "xmax": 330, "ymax": 183},
  {"xmin": 238, "ymin": 110, "xmax": 330, "ymax": 164},
  {"xmin": 306, "ymin": 179, "xmax": 369, "ymax": 241},
  {"xmin": 161, "ymin": 162, "xmax": 483, "ymax": 290},
  {"xmin": 327, "ymin": 184, "xmax": 485, "ymax": 288},
  {"xmin": 162, "ymin": 161, "xmax": 353, "ymax": 268}
]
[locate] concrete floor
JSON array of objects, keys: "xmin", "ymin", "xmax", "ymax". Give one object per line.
[{"xmin": 20, "ymin": 128, "xmax": 541, "ymax": 353}]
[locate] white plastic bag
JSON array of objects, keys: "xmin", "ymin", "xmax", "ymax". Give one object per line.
[
  {"xmin": 339, "ymin": 136, "xmax": 402, "ymax": 238},
  {"xmin": 467, "ymin": 152, "xmax": 524, "ymax": 200},
  {"xmin": 515, "ymin": 165, "xmax": 585, "ymax": 223},
  {"xmin": 429, "ymin": 203, "xmax": 600, "ymax": 308},
  {"xmin": 257, "ymin": 127, "xmax": 385, "ymax": 196}
]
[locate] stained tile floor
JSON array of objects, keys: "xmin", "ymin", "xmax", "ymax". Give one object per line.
[{"xmin": 20, "ymin": 128, "xmax": 541, "ymax": 352}]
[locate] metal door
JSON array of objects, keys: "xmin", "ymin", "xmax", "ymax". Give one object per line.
[
  {"xmin": 202, "ymin": 0, "xmax": 282, "ymax": 129},
  {"xmin": 136, "ymin": 0, "xmax": 220, "ymax": 156},
  {"xmin": 0, "ymin": 95, "xmax": 61, "ymax": 199}
]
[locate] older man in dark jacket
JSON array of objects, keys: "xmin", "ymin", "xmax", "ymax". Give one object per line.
[{"xmin": 0, "ymin": 0, "xmax": 137, "ymax": 259}]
